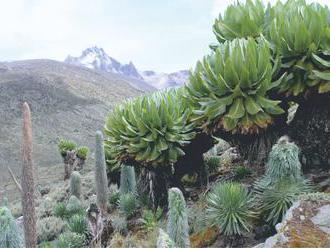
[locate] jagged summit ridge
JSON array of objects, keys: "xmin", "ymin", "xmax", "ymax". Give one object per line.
[
  {"xmin": 65, "ymin": 46, "xmax": 142, "ymax": 80},
  {"xmin": 65, "ymin": 46, "xmax": 189, "ymax": 89}
]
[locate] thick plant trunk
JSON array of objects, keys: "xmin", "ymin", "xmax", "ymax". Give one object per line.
[
  {"xmin": 175, "ymin": 133, "xmax": 214, "ymax": 184},
  {"xmin": 288, "ymin": 93, "xmax": 330, "ymax": 168},
  {"xmin": 136, "ymin": 134, "xmax": 214, "ymax": 209},
  {"xmin": 222, "ymin": 128, "xmax": 281, "ymax": 165},
  {"xmin": 211, "ymin": 125, "xmax": 283, "ymax": 166}
]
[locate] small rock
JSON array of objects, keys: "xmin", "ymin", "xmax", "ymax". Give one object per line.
[{"xmin": 299, "ymin": 215, "xmax": 305, "ymax": 221}]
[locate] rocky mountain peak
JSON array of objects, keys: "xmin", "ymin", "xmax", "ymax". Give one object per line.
[{"xmin": 65, "ymin": 47, "xmax": 189, "ymax": 88}]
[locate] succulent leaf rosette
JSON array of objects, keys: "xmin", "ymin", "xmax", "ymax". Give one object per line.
[
  {"xmin": 268, "ymin": 0, "xmax": 330, "ymax": 95},
  {"xmin": 104, "ymin": 88, "xmax": 196, "ymax": 167},
  {"xmin": 212, "ymin": 0, "xmax": 265, "ymax": 45},
  {"xmin": 186, "ymin": 37, "xmax": 284, "ymax": 134}
]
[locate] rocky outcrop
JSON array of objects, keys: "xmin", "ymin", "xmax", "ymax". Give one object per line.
[{"xmin": 254, "ymin": 195, "xmax": 330, "ymax": 248}]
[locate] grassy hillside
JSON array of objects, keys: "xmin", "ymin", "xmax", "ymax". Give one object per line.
[{"xmin": 0, "ymin": 59, "xmax": 149, "ymax": 187}]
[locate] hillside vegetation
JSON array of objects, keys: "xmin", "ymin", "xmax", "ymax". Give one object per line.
[{"xmin": 0, "ymin": 59, "xmax": 147, "ymax": 185}]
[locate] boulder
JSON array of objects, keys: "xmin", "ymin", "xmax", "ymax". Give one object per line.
[{"xmin": 253, "ymin": 196, "xmax": 330, "ymax": 248}]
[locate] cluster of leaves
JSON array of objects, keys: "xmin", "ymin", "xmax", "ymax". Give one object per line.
[
  {"xmin": 186, "ymin": 38, "xmax": 284, "ymax": 134},
  {"xmin": 103, "ymin": 0, "xmax": 329, "ymax": 168},
  {"xmin": 67, "ymin": 214, "xmax": 89, "ymax": 235},
  {"xmin": 141, "ymin": 208, "xmax": 162, "ymax": 231},
  {"xmin": 58, "ymin": 139, "xmax": 76, "ymax": 157},
  {"xmin": 105, "ymin": 88, "xmax": 196, "ymax": 168},
  {"xmin": 212, "ymin": 0, "xmax": 265, "ymax": 44},
  {"xmin": 76, "ymin": 146, "xmax": 89, "ymax": 160},
  {"xmin": 53, "ymin": 196, "xmax": 84, "ymax": 219},
  {"xmin": 206, "ymin": 182, "xmax": 255, "ymax": 236},
  {"xmin": 267, "ymin": 0, "xmax": 330, "ymax": 95},
  {"xmin": 212, "ymin": 0, "xmax": 330, "ymax": 96},
  {"xmin": 58, "ymin": 139, "xmax": 89, "ymax": 160},
  {"xmin": 119, "ymin": 193, "xmax": 137, "ymax": 218},
  {"xmin": 56, "ymin": 232, "xmax": 85, "ymax": 248},
  {"xmin": 36, "ymin": 216, "xmax": 66, "ymax": 243},
  {"xmin": 204, "ymin": 155, "xmax": 221, "ymax": 173},
  {"xmin": 234, "ymin": 165, "xmax": 252, "ymax": 179},
  {"xmin": 53, "ymin": 196, "xmax": 90, "ymax": 246}
]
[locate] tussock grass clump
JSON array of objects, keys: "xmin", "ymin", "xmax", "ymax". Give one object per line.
[
  {"xmin": 207, "ymin": 182, "xmax": 254, "ymax": 236},
  {"xmin": 68, "ymin": 214, "xmax": 89, "ymax": 235},
  {"xmin": 56, "ymin": 232, "xmax": 85, "ymax": 248}
]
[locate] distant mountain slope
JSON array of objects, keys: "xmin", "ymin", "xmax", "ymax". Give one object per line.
[
  {"xmin": 0, "ymin": 59, "xmax": 146, "ymax": 184},
  {"xmin": 141, "ymin": 70, "xmax": 189, "ymax": 89},
  {"xmin": 65, "ymin": 46, "xmax": 189, "ymax": 89}
]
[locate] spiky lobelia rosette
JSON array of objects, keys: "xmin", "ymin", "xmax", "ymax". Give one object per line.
[
  {"xmin": 104, "ymin": 88, "xmax": 196, "ymax": 167},
  {"xmin": 268, "ymin": 0, "xmax": 330, "ymax": 95},
  {"xmin": 206, "ymin": 182, "xmax": 255, "ymax": 236},
  {"xmin": 212, "ymin": 0, "xmax": 265, "ymax": 46},
  {"xmin": 186, "ymin": 37, "xmax": 284, "ymax": 134}
]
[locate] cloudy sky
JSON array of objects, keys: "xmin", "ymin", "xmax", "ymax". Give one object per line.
[{"xmin": 0, "ymin": 0, "xmax": 328, "ymax": 72}]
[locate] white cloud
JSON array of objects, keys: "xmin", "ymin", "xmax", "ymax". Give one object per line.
[{"xmin": 0, "ymin": 0, "xmax": 328, "ymax": 72}]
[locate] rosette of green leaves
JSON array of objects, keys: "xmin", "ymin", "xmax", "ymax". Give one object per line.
[
  {"xmin": 186, "ymin": 38, "xmax": 284, "ymax": 134},
  {"xmin": 212, "ymin": 0, "xmax": 265, "ymax": 46},
  {"xmin": 268, "ymin": 0, "xmax": 330, "ymax": 95},
  {"xmin": 104, "ymin": 88, "xmax": 196, "ymax": 167}
]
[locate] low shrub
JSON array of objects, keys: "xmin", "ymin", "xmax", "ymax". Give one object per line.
[
  {"xmin": 38, "ymin": 241, "xmax": 52, "ymax": 248},
  {"xmin": 204, "ymin": 156, "xmax": 221, "ymax": 173},
  {"xmin": 119, "ymin": 193, "xmax": 137, "ymax": 218},
  {"xmin": 207, "ymin": 182, "xmax": 254, "ymax": 236},
  {"xmin": 56, "ymin": 232, "xmax": 85, "ymax": 248},
  {"xmin": 141, "ymin": 208, "xmax": 162, "ymax": 231},
  {"xmin": 68, "ymin": 214, "xmax": 89, "ymax": 235},
  {"xmin": 234, "ymin": 165, "xmax": 252, "ymax": 179},
  {"xmin": 111, "ymin": 215, "xmax": 128, "ymax": 234},
  {"xmin": 0, "ymin": 206, "xmax": 24, "ymax": 248},
  {"xmin": 37, "ymin": 216, "xmax": 66, "ymax": 243},
  {"xmin": 53, "ymin": 203, "xmax": 67, "ymax": 219},
  {"xmin": 66, "ymin": 196, "xmax": 84, "ymax": 217}
]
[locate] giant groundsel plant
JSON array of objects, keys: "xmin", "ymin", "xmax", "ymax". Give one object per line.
[
  {"xmin": 104, "ymin": 88, "xmax": 196, "ymax": 167},
  {"xmin": 187, "ymin": 37, "xmax": 284, "ymax": 134},
  {"xmin": 212, "ymin": 0, "xmax": 265, "ymax": 45},
  {"xmin": 268, "ymin": 0, "xmax": 330, "ymax": 95}
]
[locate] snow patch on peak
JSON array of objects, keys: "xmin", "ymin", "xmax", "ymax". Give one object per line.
[{"xmin": 65, "ymin": 47, "xmax": 189, "ymax": 88}]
